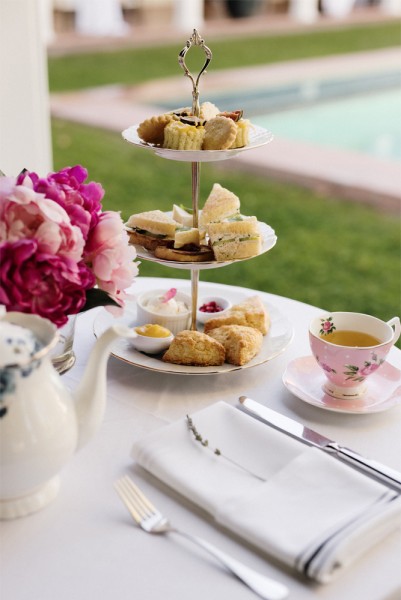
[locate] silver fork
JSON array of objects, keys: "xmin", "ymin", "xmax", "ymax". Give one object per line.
[{"xmin": 114, "ymin": 476, "xmax": 288, "ymax": 600}]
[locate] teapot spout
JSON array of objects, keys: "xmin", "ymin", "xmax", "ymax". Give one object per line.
[{"xmin": 74, "ymin": 323, "xmax": 136, "ymax": 450}]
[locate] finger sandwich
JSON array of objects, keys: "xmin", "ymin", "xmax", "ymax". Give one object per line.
[
  {"xmin": 153, "ymin": 226, "xmax": 214, "ymax": 262},
  {"xmin": 172, "ymin": 204, "xmax": 193, "ymax": 228},
  {"xmin": 207, "ymin": 216, "xmax": 262, "ymax": 261},
  {"xmin": 173, "ymin": 227, "xmax": 200, "ymax": 249},
  {"xmin": 199, "ymin": 183, "xmax": 240, "ymax": 229},
  {"xmin": 127, "ymin": 210, "xmax": 179, "ymax": 251}
]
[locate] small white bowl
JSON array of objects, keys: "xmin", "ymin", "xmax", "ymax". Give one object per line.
[
  {"xmin": 136, "ymin": 289, "xmax": 191, "ymax": 335},
  {"xmin": 130, "ymin": 325, "xmax": 174, "ymax": 355},
  {"xmin": 196, "ymin": 296, "xmax": 232, "ymax": 325}
]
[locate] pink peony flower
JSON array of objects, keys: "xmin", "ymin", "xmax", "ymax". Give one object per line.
[
  {"xmin": 0, "ymin": 178, "xmax": 84, "ymax": 261},
  {"xmin": 0, "ymin": 166, "xmax": 138, "ymax": 326},
  {"xmin": 18, "ymin": 166, "xmax": 104, "ymax": 241},
  {"xmin": 0, "ymin": 240, "xmax": 95, "ymax": 327},
  {"xmin": 85, "ymin": 211, "xmax": 139, "ymax": 306}
]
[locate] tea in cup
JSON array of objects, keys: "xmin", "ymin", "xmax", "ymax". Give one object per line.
[{"xmin": 309, "ymin": 312, "xmax": 400, "ymax": 399}]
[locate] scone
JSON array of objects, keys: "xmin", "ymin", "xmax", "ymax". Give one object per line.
[
  {"xmin": 162, "ymin": 330, "xmax": 225, "ymax": 366},
  {"xmin": 163, "ymin": 120, "xmax": 205, "ymax": 150},
  {"xmin": 208, "ymin": 325, "xmax": 263, "ymax": 366},
  {"xmin": 204, "ymin": 296, "xmax": 270, "ymax": 335}
]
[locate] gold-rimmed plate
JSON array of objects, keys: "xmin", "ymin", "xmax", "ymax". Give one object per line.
[
  {"xmin": 122, "ymin": 124, "xmax": 274, "ymax": 162},
  {"xmin": 93, "ymin": 287, "xmax": 293, "ymax": 375}
]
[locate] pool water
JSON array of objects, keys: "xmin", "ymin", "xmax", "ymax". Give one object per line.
[
  {"xmin": 165, "ymin": 71, "xmax": 401, "ymax": 161},
  {"xmin": 252, "ymin": 88, "xmax": 401, "ymax": 161}
]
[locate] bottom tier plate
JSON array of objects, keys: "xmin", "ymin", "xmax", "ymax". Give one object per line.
[{"xmin": 93, "ymin": 289, "xmax": 293, "ymax": 375}]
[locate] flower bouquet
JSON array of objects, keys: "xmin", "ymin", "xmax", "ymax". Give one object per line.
[{"xmin": 0, "ymin": 165, "xmax": 139, "ymax": 368}]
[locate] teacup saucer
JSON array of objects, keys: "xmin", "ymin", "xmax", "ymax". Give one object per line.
[{"xmin": 282, "ymin": 355, "xmax": 401, "ymax": 414}]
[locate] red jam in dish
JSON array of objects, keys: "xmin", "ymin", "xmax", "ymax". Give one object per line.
[{"xmin": 199, "ymin": 301, "xmax": 224, "ymax": 313}]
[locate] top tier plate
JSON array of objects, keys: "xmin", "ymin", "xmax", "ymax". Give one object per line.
[{"xmin": 122, "ymin": 124, "xmax": 273, "ymax": 162}]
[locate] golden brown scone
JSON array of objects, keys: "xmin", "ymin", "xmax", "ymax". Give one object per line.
[
  {"xmin": 204, "ymin": 296, "xmax": 270, "ymax": 335},
  {"xmin": 162, "ymin": 330, "xmax": 225, "ymax": 366},
  {"xmin": 203, "ymin": 116, "xmax": 237, "ymax": 150},
  {"xmin": 208, "ymin": 325, "xmax": 263, "ymax": 366},
  {"xmin": 137, "ymin": 114, "xmax": 174, "ymax": 145}
]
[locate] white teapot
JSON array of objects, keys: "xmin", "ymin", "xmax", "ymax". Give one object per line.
[{"xmin": 0, "ymin": 311, "xmax": 136, "ymax": 519}]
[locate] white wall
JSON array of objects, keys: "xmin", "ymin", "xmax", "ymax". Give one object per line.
[{"xmin": 0, "ymin": 0, "xmax": 52, "ymax": 177}]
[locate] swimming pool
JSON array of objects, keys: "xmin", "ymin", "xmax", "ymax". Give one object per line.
[
  {"xmin": 252, "ymin": 87, "xmax": 401, "ymax": 161},
  {"xmin": 164, "ymin": 71, "xmax": 401, "ymax": 161}
]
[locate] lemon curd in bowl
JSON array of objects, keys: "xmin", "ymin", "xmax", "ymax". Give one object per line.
[{"xmin": 130, "ymin": 323, "xmax": 174, "ymax": 354}]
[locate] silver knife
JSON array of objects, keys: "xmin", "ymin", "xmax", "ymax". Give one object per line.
[{"xmin": 239, "ymin": 396, "xmax": 401, "ymax": 492}]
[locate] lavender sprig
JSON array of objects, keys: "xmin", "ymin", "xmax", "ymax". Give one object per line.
[
  {"xmin": 186, "ymin": 415, "xmax": 221, "ymax": 455},
  {"xmin": 186, "ymin": 415, "xmax": 264, "ymax": 481}
]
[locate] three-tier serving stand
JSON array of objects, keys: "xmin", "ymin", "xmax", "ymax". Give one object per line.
[{"xmin": 122, "ymin": 30, "xmax": 275, "ymax": 331}]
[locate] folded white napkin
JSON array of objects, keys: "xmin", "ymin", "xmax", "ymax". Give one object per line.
[{"xmin": 131, "ymin": 402, "xmax": 400, "ymax": 583}]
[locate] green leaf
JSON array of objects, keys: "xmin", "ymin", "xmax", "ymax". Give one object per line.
[
  {"xmin": 179, "ymin": 203, "xmax": 193, "ymax": 214},
  {"xmin": 80, "ymin": 288, "xmax": 119, "ymax": 313}
]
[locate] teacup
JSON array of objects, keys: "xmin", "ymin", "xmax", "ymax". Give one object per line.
[{"xmin": 309, "ymin": 312, "xmax": 400, "ymax": 399}]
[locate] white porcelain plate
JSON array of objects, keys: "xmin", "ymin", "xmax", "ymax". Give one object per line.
[
  {"xmin": 127, "ymin": 220, "xmax": 276, "ymax": 271},
  {"xmin": 93, "ymin": 291, "xmax": 293, "ymax": 375},
  {"xmin": 283, "ymin": 355, "xmax": 401, "ymax": 414},
  {"xmin": 122, "ymin": 124, "xmax": 274, "ymax": 162}
]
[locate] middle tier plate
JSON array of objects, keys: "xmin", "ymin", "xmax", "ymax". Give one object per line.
[{"xmin": 127, "ymin": 221, "xmax": 276, "ymax": 271}]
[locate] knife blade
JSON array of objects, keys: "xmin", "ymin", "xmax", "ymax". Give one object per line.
[{"xmin": 239, "ymin": 396, "xmax": 401, "ymax": 492}]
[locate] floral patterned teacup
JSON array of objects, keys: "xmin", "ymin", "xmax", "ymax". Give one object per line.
[{"xmin": 309, "ymin": 312, "xmax": 400, "ymax": 399}]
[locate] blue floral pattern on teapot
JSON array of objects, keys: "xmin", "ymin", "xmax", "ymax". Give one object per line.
[{"xmin": 0, "ymin": 323, "xmax": 43, "ymax": 418}]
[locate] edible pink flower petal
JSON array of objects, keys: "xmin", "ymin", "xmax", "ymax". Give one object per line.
[{"xmin": 162, "ymin": 288, "xmax": 177, "ymax": 303}]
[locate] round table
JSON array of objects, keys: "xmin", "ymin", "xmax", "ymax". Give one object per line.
[{"xmin": 1, "ymin": 277, "xmax": 400, "ymax": 600}]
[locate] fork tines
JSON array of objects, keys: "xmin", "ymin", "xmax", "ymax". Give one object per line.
[{"xmin": 114, "ymin": 476, "xmax": 157, "ymax": 523}]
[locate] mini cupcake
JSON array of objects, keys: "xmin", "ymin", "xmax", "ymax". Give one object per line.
[
  {"xmin": 163, "ymin": 119, "xmax": 205, "ymax": 150},
  {"xmin": 230, "ymin": 119, "xmax": 250, "ymax": 149}
]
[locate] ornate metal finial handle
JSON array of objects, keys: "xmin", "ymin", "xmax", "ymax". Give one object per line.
[{"xmin": 178, "ymin": 29, "xmax": 212, "ymax": 117}]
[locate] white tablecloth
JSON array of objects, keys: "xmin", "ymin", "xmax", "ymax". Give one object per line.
[{"xmin": 1, "ymin": 277, "xmax": 400, "ymax": 600}]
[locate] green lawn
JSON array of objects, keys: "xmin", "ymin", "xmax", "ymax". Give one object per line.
[
  {"xmin": 48, "ymin": 22, "xmax": 401, "ymax": 92},
  {"xmin": 50, "ymin": 21, "xmax": 401, "ymax": 339}
]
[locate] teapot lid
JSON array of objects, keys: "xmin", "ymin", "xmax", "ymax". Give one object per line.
[
  {"xmin": 0, "ymin": 321, "xmax": 45, "ymax": 368},
  {"xmin": 0, "ymin": 312, "xmax": 57, "ymax": 368}
]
